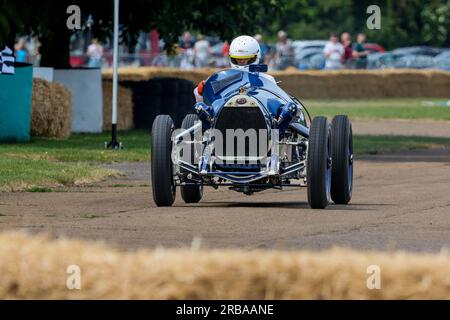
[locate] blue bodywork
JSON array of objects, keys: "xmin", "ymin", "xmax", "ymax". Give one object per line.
[
  {"xmin": 183, "ymin": 68, "xmax": 310, "ymax": 186},
  {"xmin": 201, "ymin": 69, "xmax": 300, "ymax": 123}
]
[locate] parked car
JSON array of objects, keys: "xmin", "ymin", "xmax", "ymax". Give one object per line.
[
  {"xmin": 394, "ymin": 54, "xmax": 435, "ymax": 69},
  {"xmin": 293, "ymin": 41, "xmax": 384, "ymax": 70},
  {"xmin": 433, "ymin": 51, "xmax": 450, "ymax": 70},
  {"xmin": 69, "ymin": 50, "xmax": 88, "ymax": 67},
  {"xmin": 367, "ymin": 52, "xmax": 385, "ymax": 69},
  {"xmin": 292, "ymin": 40, "xmax": 327, "ymax": 70},
  {"xmin": 364, "ymin": 43, "xmax": 385, "ymax": 54},
  {"xmin": 296, "ymin": 48, "xmax": 325, "ymax": 70},
  {"xmin": 391, "ymin": 46, "xmax": 442, "ymax": 57},
  {"xmin": 292, "ymin": 40, "xmax": 327, "ymax": 51}
]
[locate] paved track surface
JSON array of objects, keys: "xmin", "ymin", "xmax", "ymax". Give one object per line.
[{"xmin": 1, "ymin": 150, "xmax": 449, "ymax": 253}]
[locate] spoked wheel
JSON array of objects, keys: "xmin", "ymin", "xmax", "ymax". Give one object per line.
[
  {"xmin": 180, "ymin": 114, "xmax": 203, "ymax": 203},
  {"xmin": 151, "ymin": 115, "xmax": 176, "ymax": 206},
  {"xmin": 307, "ymin": 116, "xmax": 331, "ymax": 209},
  {"xmin": 331, "ymin": 115, "xmax": 353, "ymax": 204}
]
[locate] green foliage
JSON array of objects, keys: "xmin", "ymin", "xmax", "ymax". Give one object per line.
[
  {"xmin": 265, "ymin": 0, "xmax": 450, "ymax": 49},
  {"xmin": 0, "ymin": 0, "xmax": 31, "ymax": 48},
  {"xmin": 267, "ymin": 0, "xmax": 354, "ymax": 41},
  {"xmin": 1, "ymin": 0, "xmax": 448, "ymax": 66},
  {"xmin": 0, "ymin": 0, "xmax": 284, "ymax": 67}
]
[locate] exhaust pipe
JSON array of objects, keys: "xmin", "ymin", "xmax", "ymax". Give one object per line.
[{"xmin": 289, "ymin": 122, "xmax": 309, "ymax": 139}]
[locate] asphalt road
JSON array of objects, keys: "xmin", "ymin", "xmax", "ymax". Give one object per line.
[{"xmin": 1, "ymin": 149, "xmax": 449, "ymax": 253}]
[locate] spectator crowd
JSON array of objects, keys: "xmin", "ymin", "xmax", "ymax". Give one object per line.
[
  {"xmin": 171, "ymin": 30, "xmax": 370, "ymax": 70},
  {"xmin": 323, "ymin": 32, "xmax": 369, "ymax": 70},
  {"xmin": 14, "ymin": 30, "xmax": 450, "ymax": 71}
]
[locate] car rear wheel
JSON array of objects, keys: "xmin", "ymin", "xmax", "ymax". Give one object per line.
[
  {"xmin": 331, "ymin": 115, "xmax": 353, "ymax": 204},
  {"xmin": 151, "ymin": 115, "xmax": 176, "ymax": 206},
  {"xmin": 307, "ymin": 116, "xmax": 331, "ymax": 209},
  {"xmin": 180, "ymin": 114, "xmax": 203, "ymax": 203}
]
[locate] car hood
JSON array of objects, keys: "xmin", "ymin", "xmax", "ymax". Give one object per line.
[{"xmin": 203, "ymin": 69, "xmax": 293, "ymax": 117}]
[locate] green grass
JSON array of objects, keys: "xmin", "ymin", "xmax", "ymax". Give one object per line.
[
  {"xmin": 108, "ymin": 183, "xmax": 149, "ymax": 188},
  {"xmin": 82, "ymin": 213, "xmax": 106, "ymax": 219},
  {"xmin": 0, "ymin": 129, "xmax": 150, "ymax": 163},
  {"xmin": 354, "ymin": 135, "xmax": 450, "ymax": 155},
  {"xmin": 0, "ymin": 155, "xmax": 120, "ymax": 191},
  {"xmin": 25, "ymin": 186, "xmax": 53, "ymax": 192},
  {"xmin": 0, "ymin": 130, "xmax": 148, "ymax": 190},
  {"xmin": 303, "ymin": 98, "xmax": 450, "ymax": 121}
]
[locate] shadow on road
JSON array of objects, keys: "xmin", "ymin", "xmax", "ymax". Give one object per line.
[
  {"xmin": 178, "ymin": 201, "xmax": 392, "ymax": 210},
  {"xmin": 357, "ymin": 148, "xmax": 450, "ymax": 163}
]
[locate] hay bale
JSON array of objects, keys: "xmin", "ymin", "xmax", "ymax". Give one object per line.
[
  {"xmin": 31, "ymin": 78, "xmax": 72, "ymax": 138},
  {"xmin": 102, "ymin": 80, "xmax": 134, "ymax": 131},
  {"xmin": 0, "ymin": 231, "xmax": 449, "ymax": 299},
  {"xmin": 102, "ymin": 68, "xmax": 450, "ymax": 99},
  {"xmin": 271, "ymin": 69, "xmax": 450, "ymax": 99},
  {"xmin": 31, "ymin": 78, "xmax": 52, "ymax": 136},
  {"xmin": 49, "ymin": 82, "xmax": 72, "ymax": 138},
  {"xmin": 102, "ymin": 67, "xmax": 213, "ymax": 85}
]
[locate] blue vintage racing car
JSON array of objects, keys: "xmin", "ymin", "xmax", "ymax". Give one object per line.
[{"xmin": 151, "ymin": 65, "xmax": 353, "ymax": 209}]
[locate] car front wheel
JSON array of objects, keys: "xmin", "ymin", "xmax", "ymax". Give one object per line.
[
  {"xmin": 307, "ymin": 116, "xmax": 331, "ymax": 209},
  {"xmin": 151, "ymin": 115, "xmax": 176, "ymax": 206},
  {"xmin": 331, "ymin": 115, "xmax": 353, "ymax": 204},
  {"xmin": 180, "ymin": 114, "xmax": 203, "ymax": 203}
]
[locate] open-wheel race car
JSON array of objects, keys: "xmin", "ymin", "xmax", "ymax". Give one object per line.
[{"xmin": 151, "ymin": 65, "xmax": 353, "ymax": 209}]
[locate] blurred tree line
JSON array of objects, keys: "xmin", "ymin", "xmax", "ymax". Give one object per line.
[
  {"xmin": 266, "ymin": 0, "xmax": 450, "ymax": 49},
  {"xmin": 0, "ymin": 0, "xmax": 282, "ymax": 68},
  {"xmin": 0, "ymin": 0, "xmax": 449, "ymax": 68}
]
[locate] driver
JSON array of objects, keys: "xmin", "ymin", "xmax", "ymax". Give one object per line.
[{"xmin": 194, "ymin": 35, "xmax": 275, "ymax": 102}]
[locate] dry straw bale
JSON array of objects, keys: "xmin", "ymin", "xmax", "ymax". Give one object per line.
[
  {"xmin": 0, "ymin": 232, "xmax": 449, "ymax": 299},
  {"xmin": 31, "ymin": 78, "xmax": 72, "ymax": 138},
  {"xmin": 102, "ymin": 67, "xmax": 450, "ymax": 99},
  {"xmin": 102, "ymin": 80, "xmax": 134, "ymax": 130},
  {"xmin": 271, "ymin": 69, "xmax": 450, "ymax": 99},
  {"xmin": 31, "ymin": 78, "xmax": 51, "ymax": 135},
  {"xmin": 102, "ymin": 67, "xmax": 212, "ymax": 85}
]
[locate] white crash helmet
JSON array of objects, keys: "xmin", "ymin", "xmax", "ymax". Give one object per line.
[{"xmin": 229, "ymin": 35, "xmax": 261, "ymax": 70}]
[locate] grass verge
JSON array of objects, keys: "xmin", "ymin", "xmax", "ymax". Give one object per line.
[
  {"xmin": 0, "ymin": 129, "xmax": 150, "ymax": 163},
  {"xmin": 354, "ymin": 135, "xmax": 450, "ymax": 155},
  {"xmin": 0, "ymin": 130, "xmax": 146, "ymax": 191},
  {"xmin": 0, "ymin": 155, "xmax": 120, "ymax": 192},
  {"xmin": 304, "ymin": 98, "xmax": 450, "ymax": 121}
]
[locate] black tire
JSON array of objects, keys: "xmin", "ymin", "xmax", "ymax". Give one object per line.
[
  {"xmin": 331, "ymin": 115, "xmax": 353, "ymax": 204},
  {"xmin": 180, "ymin": 114, "xmax": 203, "ymax": 203},
  {"xmin": 151, "ymin": 115, "xmax": 176, "ymax": 206},
  {"xmin": 307, "ymin": 116, "xmax": 331, "ymax": 209}
]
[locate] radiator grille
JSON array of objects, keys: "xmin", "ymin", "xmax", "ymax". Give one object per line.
[{"xmin": 213, "ymin": 106, "xmax": 269, "ymax": 164}]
